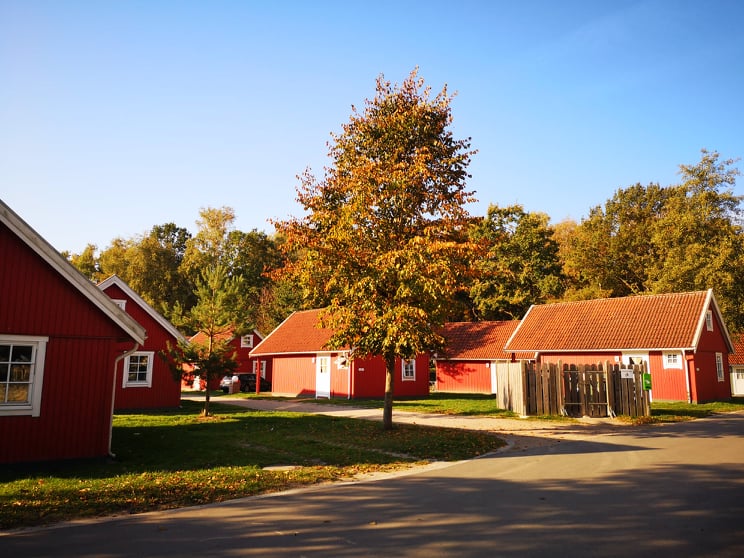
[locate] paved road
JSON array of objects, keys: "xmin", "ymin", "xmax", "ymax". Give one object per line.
[{"xmin": 2, "ymin": 402, "xmax": 744, "ymax": 557}]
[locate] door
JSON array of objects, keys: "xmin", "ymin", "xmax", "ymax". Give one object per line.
[
  {"xmin": 732, "ymin": 367, "xmax": 744, "ymax": 396},
  {"xmin": 316, "ymin": 355, "xmax": 331, "ymax": 398},
  {"xmin": 490, "ymin": 361, "xmax": 498, "ymax": 394}
]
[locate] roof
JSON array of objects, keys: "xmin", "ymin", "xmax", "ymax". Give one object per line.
[
  {"xmin": 98, "ymin": 275, "xmax": 185, "ymax": 343},
  {"xmin": 730, "ymin": 333, "xmax": 744, "ymax": 365},
  {"xmin": 250, "ymin": 309, "xmax": 337, "ymax": 356},
  {"xmin": 0, "ymin": 199, "xmax": 146, "ymax": 344},
  {"xmin": 439, "ymin": 321, "xmax": 522, "ymax": 360},
  {"xmin": 189, "ymin": 328, "xmax": 263, "ymax": 346},
  {"xmin": 504, "ymin": 290, "xmax": 734, "ymax": 353}
]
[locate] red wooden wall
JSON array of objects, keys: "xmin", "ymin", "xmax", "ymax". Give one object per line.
[
  {"xmin": 102, "ymin": 283, "xmax": 181, "ymax": 410},
  {"xmin": 1, "ymin": 224, "xmax": 134, "ymax": 463},
  {"xmin": 435, "ymin": 360, "xmax": 492, "ymax": 394}
]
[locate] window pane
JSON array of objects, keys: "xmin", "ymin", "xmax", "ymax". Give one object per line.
[
  {"xmin": 7, "ymin": 384, "xmax": 29, "ymax": 402},
  {"xmin": 0, "ymin": 364, "xmax": 8, "ymax": 382},
  {"xmin": 0, "ymin": 345, "xmax": 10, "ymax": 362},
  {"xmin": 11, "ymin": 345, "xmax": 33, "ymax": 362},
  {"xmin": 10, "ymin": 364, "xmax": 30, "ymax": 382}
]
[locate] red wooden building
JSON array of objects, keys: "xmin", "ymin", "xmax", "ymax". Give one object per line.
[
  {"xmin": 250, "ymin": 309, "xmax": 430, "ymax": 399},
  {"xmin": 98, "ymin": 275, "xmax": 185, "ymax": 410},
  {"xmin": 435, "ymin": 321, "xmax": 523, "ymax": 394},
  {"xmin": 728, "ymin": 333, "xmax": 744, "ymax": 397},
  {"xmin": 504, "ymin": 290, "xmax": 734, "ymax": 403},
  {"xmin": 0, "ymin": 200, "xmax": 146, "ymax": 464},
  {"xmin": 184, "ymin": 329, "xmax": 268, "ymax": 391}
]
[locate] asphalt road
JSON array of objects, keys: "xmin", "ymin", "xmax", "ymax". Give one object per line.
[{"xmin": 2, "ymin": 407, "xmax": 744, "ymax": 557}]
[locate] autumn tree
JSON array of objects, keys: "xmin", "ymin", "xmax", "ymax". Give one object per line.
[
  {"xmin": 468, "ymin": 204, "xmax": 564, "ymax": 319},
  {"xmin": 275, "ymin": 69, "xmax": 477, "ymax": 429},
  {"xmin": 65, "ymin": 243, "xmax": 101, "ymax": 280}
]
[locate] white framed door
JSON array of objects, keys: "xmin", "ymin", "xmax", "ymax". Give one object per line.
[
  {"xmin": 732, "ymin": 367, "xmax": 744, "ymax": 396},
  {"xmin": 316, "ymin": 355, "xmax": 331, "ymax": 398}
]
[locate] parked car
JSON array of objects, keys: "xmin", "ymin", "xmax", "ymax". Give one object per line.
[{"xmin": 220, "ymin": 373, "xmax": 271, "ymax": 393}]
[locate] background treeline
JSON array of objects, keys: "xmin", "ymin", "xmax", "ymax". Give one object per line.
[{"xmin": 65, "ymin": 149, "xmax": 744, "ymax": 334}]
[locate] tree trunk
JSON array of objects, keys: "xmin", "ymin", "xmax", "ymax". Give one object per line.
[
  {"xmin": 383, "ymin": 353, "xmax": 395, "ymax": 430},
  {"xmin": 203, "ymin": 386, "xmax": 211, "ymax": 417}
]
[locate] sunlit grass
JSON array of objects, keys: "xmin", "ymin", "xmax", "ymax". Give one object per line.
[{"xmin": 0, "ymin": 401, "xmax": 505, "ymax": 530}]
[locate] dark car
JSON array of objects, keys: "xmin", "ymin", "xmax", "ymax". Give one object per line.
[{"xmin": 220, "ymin": 373, "xmax": 271, "ymax": 393}]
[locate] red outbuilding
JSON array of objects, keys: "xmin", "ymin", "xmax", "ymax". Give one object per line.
[
  {"xmin": 504, "ymin": 290, "xmax": 734, "ymax": 403},
  {"xmin": 184, "ymin": 329, "xmax": 268, "ymax": 392},
  {"xmin": 98, "ymin": 275, "xmax": 185, "ymax": 410},
  {"xmin": 250, "ymin": 309, "xmax": 430, "ymax": 399},
  {"xmin": 0, "ymin": 200, "xmax": 146, "ymax": 464},
  {"xmin": 435, "ymin": 321, "xmax": 523, "ymax": 394}
]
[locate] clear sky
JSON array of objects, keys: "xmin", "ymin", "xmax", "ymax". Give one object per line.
[{"xmin": 2, "ymin": 0, "xmax": 743, "ymax": 254}]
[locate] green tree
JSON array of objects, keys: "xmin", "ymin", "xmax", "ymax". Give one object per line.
[
  {"xmin": 65, "ymin": 243, "xmax": 101, "ymax": 280},
  {"xmin": 163, "ymin": 265, "xmax": 247, "ymax": 416},
  {"xmin": 649, "ymin": 149, "xmax": 744, "ymax": 329},
  {"xmin": 469, "ymin": 204, "xmax": 564, "ymax": 319},
  {"xmin": 275, "ymin": 69, "xmax": 477, "ymax": 429},
  {"xmin": 566, "ymin": 183, "xmax": 669, "ymax": 298}
]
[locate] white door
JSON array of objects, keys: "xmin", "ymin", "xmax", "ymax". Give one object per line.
[
  {"xmin": 316, "ymin": 355, "xmax": 331, "ymax": 398},
  {"xmin": 732, "ymin": 367, "xmax": 744, "ymax": 396}
]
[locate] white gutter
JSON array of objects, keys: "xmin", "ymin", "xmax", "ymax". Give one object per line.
[{"xmin": 108, "ymin": 342, "xmax": 139, "ymax": 458}]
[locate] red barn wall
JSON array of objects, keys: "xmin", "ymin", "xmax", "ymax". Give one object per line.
[
  {"xmin": 436, "ymin": 360, "xmax": 492, "ymax": 394},
  {"xmin": 1, "ymin": 224, "xmax": 133, "ymax": 463},
  {"xmin": 102, "ymin": 283, "xmax": 181, "ymax": 410}
]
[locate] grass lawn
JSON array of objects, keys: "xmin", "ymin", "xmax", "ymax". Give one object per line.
[{"xmin": 0, "ymin": 400, "xmax": 505, "ymax": 531}]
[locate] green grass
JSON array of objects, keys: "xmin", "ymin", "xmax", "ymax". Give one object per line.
[{"xmin": 0, "ymin": 401, "xmax": 505, "ymax": 530}]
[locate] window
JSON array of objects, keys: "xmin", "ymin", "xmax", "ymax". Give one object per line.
[
  {"xmin": 0, "ymin": 335, "xmax": 48, "ymax": 417},
  {"xmin": 402, "ymin": 359, "xmax": 416, "ymax": 381},
  {"xmin": 112, "ymin": 299, "xmax": 127, "ymax": 311},
  {"xmin": 663, "ymin": 352, "xmax": 682, "ymax": 369},
  {"xmin": 706, "ymin": 310, "xmax": 713, "ymax": 331},
  {"xmin": 123, "ymin": 351, "xmax": 154, "ymax": 388},
  {"xmin": 240, "ymin": 335, "xmax": 253, "ymax": 348},
  {"xmin": 716, "ymin": 353, "xmax": 724, "ymax": 382}
]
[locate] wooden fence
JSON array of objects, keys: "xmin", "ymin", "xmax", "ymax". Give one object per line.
[{"xmin": 494, "ymin": 361, "xmax": 650, "ymax": 418}]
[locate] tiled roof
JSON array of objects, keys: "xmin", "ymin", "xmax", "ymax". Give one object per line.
[
  {"xmin": 505, "ymin": 290, "xmax": 719, "ymax": 352},
  {"xmin": 189, "ymin": 330, "xmax": 235, "ymax": 345},
  {"xmin": 439, "ymin": 321, "xmax": 521, "ymax": 360},
  {"xmin": 251, "ymin": 309, "xmax": 337, "ymax": 355},
  {"xmin": 730, "ymin": 333, "xmax": 744, "ymax": 365}
]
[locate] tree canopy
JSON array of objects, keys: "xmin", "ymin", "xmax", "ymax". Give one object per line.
[{"xmin": 275, "ymin": 69, "xmax": 477, "ymax": 428}]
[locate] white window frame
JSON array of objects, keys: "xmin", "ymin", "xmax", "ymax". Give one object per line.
[
  {"xmin": 716, "ymin": 352, "xmax": 724, "ymax": 382},
  {"xmin": 240, "ymin": 334, "xmax": 254, "ymax": 348},
  {"xmin": 123, "ymin": 351, "xmax": 155, "ymax": 388},
  {"xmin": 112, "ymin": 299, "xmax": 127, "ymax": 311},
  {"xmin": 402, "ymin": 359, "xmax": 416, "ymax": 382},
  {"xmin": 662, "ymin": 351, "xmax": 683, "ymax": 369},
  {"xmin": 706, "ymin": 310, "xmax": 713, "ymax": 331},
  {"xmin": 259, "ymin": 360, "xmax": 267, "ymax": 379},
  {"xmin": 0, "ymin": 335, "xmax": 48, "ymax": 417}
]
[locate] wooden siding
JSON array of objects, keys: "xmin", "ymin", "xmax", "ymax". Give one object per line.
[
  {"xmin": 436, "ymin": 360, "xmax": 493, "ymax": 394},
  {"xmin": 272, "ymin": 355, "xmax": 316, "ymax": 397},
  {"xmin": 1, "ymin": 224, "xmax": 134, "ymax": 463},
  {"xmin": 102, "ymin": 283, "xmax": 181, "ymax": 410}
]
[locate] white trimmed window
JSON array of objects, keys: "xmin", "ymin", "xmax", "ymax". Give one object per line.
[
  {"xmin": 123, "ymin": 351, "xmax": 154, "ymax": 388},
  {"xmin": 706, "ymin": 310, "xmax": 713, "ymax": 331},
  {"xmin": 663, "ymin": 352, "xmax": 682, "ymax": 369},
  {"xmin": 716, "ymin": 353, "xmax": 724, "ymax": 382},
  {"xmin": 113, "ymin": 299, "xmax": 127, "ymax": 311},
  {"xmin": 240, "ymin": 334, "xmax": 254, "ymax": 348},
  {"xmin": 402, "ymin": 359, "xmax": 416, "ymax": 381},
  {"xmin": 0, "ymin": 335, "xmax": 48, "ymax": 417}
]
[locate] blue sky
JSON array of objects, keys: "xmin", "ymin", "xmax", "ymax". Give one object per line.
[{"xmin": 2, "ymin": 0, "xmax": 743, "ymax": 254}]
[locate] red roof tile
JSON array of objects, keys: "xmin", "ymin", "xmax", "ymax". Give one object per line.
[
  {"xmin": 439, "ymin": 321, "xmax": 521, "ymax": 360},
  {"xmin": 250, "ymin": 309, "xmax": 337, "ymax": 355},
  {"xmin": 505, "ymin": 290, "xmax": 720, "ymax": 352},
  {"xmin": 730, "ymin": 333, "xmax": 744, "ymax": 365}
]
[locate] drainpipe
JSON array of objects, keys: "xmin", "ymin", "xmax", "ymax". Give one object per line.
[
  {"xmin": 108, "ymin": 342, "xmax": 139, "ymax": 458},
  {"xmin": 685, "ymin": 353, "xmax": 693, "ymax": 404}
]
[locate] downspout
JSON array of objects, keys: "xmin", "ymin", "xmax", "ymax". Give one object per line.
[
  {"xmin": 109, "ymin": 342, "xmax": 139, "ymax": 458},
  {"xmin": 685, "ymin": 353, "xmax": 693, "ymax": 404}
]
